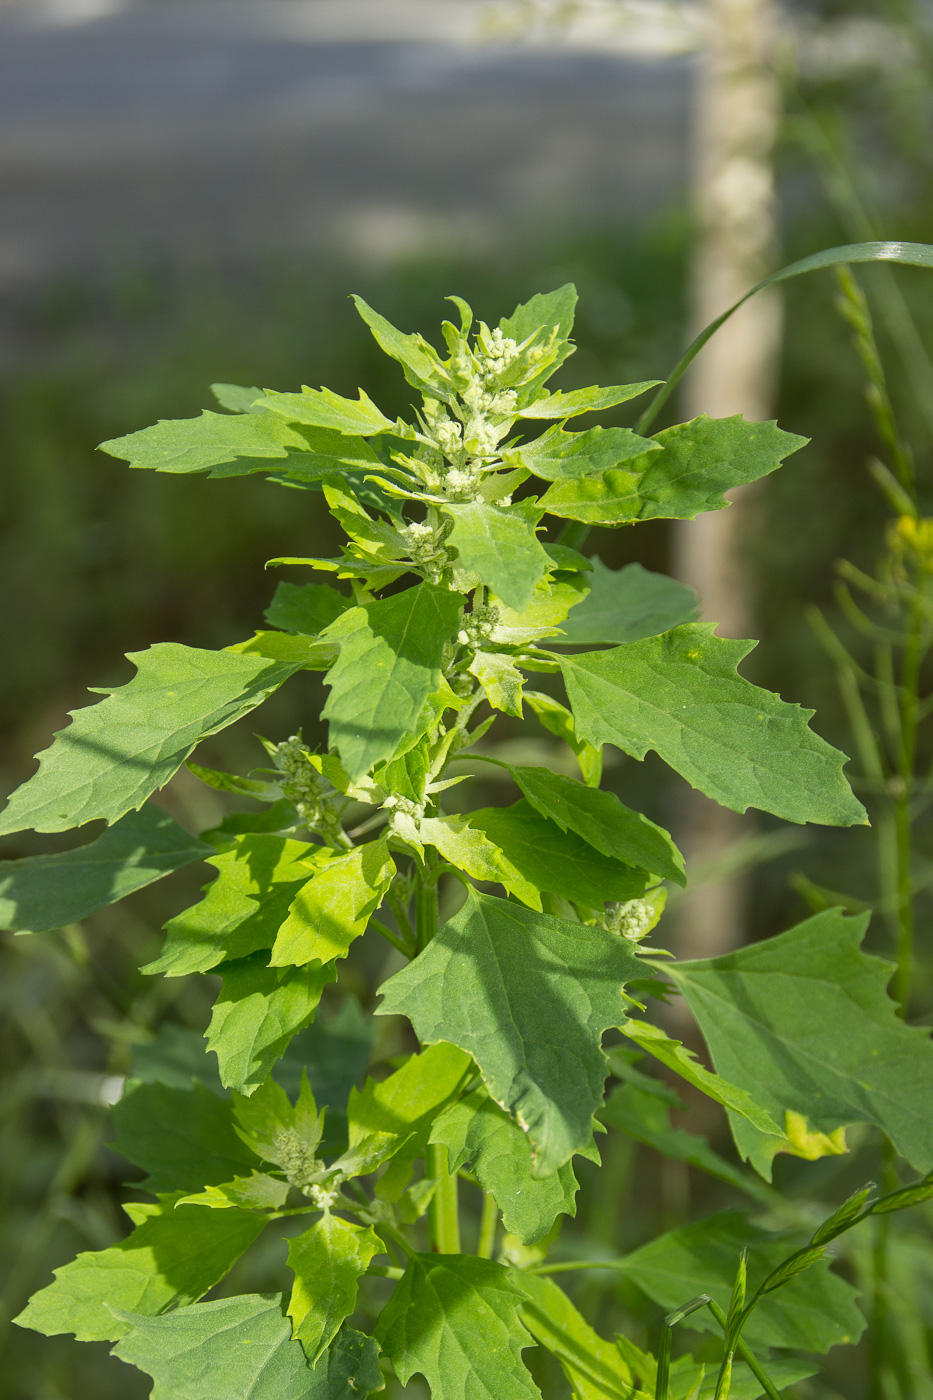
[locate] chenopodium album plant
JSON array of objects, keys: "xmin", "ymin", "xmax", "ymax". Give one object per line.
[{"xmin": 5, "ymin": 284, "xmax": 933, "ymax": 1400}]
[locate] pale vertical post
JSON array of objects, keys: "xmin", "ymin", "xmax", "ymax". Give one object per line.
[{"xmin": 671, "ymin": 0, "xmax": 782, "ymax": 961}]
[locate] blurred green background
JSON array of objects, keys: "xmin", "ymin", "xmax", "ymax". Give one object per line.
[{"xmin": 2, "ymin": 2, "xmax": 933, "ymax": 1397}]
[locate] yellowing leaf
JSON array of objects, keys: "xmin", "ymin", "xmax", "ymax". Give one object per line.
[{"xmin": 269, "ymin": 840, "xmax": 395, "ymax": 968}]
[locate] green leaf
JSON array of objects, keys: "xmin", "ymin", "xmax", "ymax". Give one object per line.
[
  {"xmin": 444, "ymin": 501, "xmax": 551, "ymax": 612},
  {"xmin": 178, "ymin": 1173, "xmax": 291, "ymax": 1211},
  {"xmin": 269, "ymin": 840, "xmax": 395, "ymax": 968},
  {"xmin": 468, "ymin": 650, "xmax": 525, "ymax": 717},
  {"xmin": 110, "ymin": 1294, "xmax": 316, "ymax": 1400},
  {"xmin": 374, "ymin": 1254, "xmax": 541, "ymax": 1400},
  {"xmin": 132, "ymin": 1022, "xmax": 225, "ymax": 1095},
  {"xmin": 498, "ymin": 762, "xmax": 685, "ymax": 885},
  {"xmin": 501, "ymin": 283, "xmax": 577, "ymax": 347},
  {"xmin": 488, "ymin": 575, "xmax": 588, "ymax": 646},
  {"xmin": 352, "ymin": 296, "xmax": 447, "ymax": 394},
  {"xmin": 524, "ymin": 691, "xmax": 602, "ymax": 786},
  {"xmin": 275, "ymin": 999, "xmax": 373, "ymax": 1139},
  {"xmin": 211, "ymin": 383, "xmax": 262, "ymax": 413},
  {"xmin": 322, "ymin": 585, "xmax": 463, "ymax": 780},
  {"xmin": 515, "ymin": 1272, "xmax": 633, "ymax": 1399},
  {"xmin": 520, "ymin": 382, "xmax": 660, "ymax": 420},
  {"xmin": 144, "ymin": 836, "xmax": 325, "ymax": 978},
  {"xmin": 110, "ymin": 1080, "xmax": 257, "ymax": 1193},
  {"xmin": 0, "ymin": 804, "xmax": 211, "ymax": 934},
  {"xmin": 338, "ymin": 1041, "xmax": 472, "ymax": 1177},
  {"xmin": 99, "ymin": 411, "xmax": 329, "ymax": 480},
  {"xmin": 287, "ymin": 1215, "xmax": 383, "ymax": 1363},
  {"xmin": 616, "ymin": 1210, "xmax": 864, "ymax": 1353},
  {"xmin": 414, "ymin": 814, "xmax": 541, "ymax": 909},
  {"xmin": 257, "ymin": 386, "xmax": 394, "ymax": 436},
  {"xmin": 558, "ymin": 559, "xmax": 698, "ymax": 646},
  {"xmin": 14, "ymin": 1196, "xmax": 265, "ymax": 1342},
  {"xmin": 265, "ymin": 582, "xmax": 352, "ymax": 635},
  {"xmin": 378, "ymin": 889, "xmax": 645, "ymax": 1175},
  {"xmin": 560, "ymin": 625, "xmax": 867, "ymax": 826},
  {"xmin": 514, "ymin": 425, "xmax": 658, "ymax": 480},
  {"xmin": 232, "ymin": 1072, "xmax": 324, "ymax": 1168},
  {"xmin": 619, "ymin": 1020, "xmax": 781, "ymax": 1137},
  {"xmin": 0, "ymin": 645, "xmax": 300, "ymax": 836},
  {"xmin": 631, "ymin": 416, "xmax": 807, "ymax": 521},
  {"xmin": 600, "ymin": 1083, "xmax": 770, "ymax": 1202},
  {"xmin": 430, "ymin": 1087, "xmax": 598, "ymax": 1244},
  {"xmin": 206, "ymin": 954, "xmax": 337, "ymax": 1094},
  {"xmin": 668, "ymin": 908, "xmax": 933, "ymax": 1178},
  {"xmin": 314, "ymin": 1328, "xmax": 384, "ymax": 1399},
  {"xmin": 468, "ymin": 800, "xmax": 650, "ymax": 908}
]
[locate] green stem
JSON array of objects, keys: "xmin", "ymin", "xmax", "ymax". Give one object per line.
[
  {"xmin": 368, "ymin": 916, "xmax": 413, "ymax": 959},
  {"xmin": 367, "ymin": 1264, "xmax": 405, "ymax": 1280},
  {"xmin": 705, "ymin": 1300, "xmax": 781, "ymax": 1400},
  {"xmin": 529, "ymin": 1259, "xmax": 623, "ymax": 1276},
  {"xmin": 477, "ymin": 1191, "xmax": 498, "ymax": 1259},
  {"xmin": 427, "ymin": 1143, "xmax": 461, "ymax": 1253},
  {"xmin": 415, "ymin": 867, "xmax": 439, "ymax": 952}
]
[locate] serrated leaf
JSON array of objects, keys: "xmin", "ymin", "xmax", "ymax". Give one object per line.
[
  {"xmin": 99, "ymin": 411, "xmax": 330, "ymax": 480},
  {"xmin": 616, "ymin": 1211, "xmax": 864, "ymax": 1353},
  {"xmin": 111, "ymin": 1080, "xmax": 257, "ymax": 1193},
  {"xmin": 469, "ymin": 800, "xmax": 650, "ymax": 908},
  {"xmin": 211, "ymin": 382, "xmax": 262, "ymax": 413},
  {"xmin": 287, "ymin": 1215, "xmax": 383, "ymax": 1363},
  {"xmin": 488, "ymin": 575, "xmax": 587, "ymax": 646},
  {"xmin": 269, "ymin": 840, "xmax": 395, "ymax": 968},
  {"xmin": 0, "ymin": 645, "xmax": 300, "ymax": 836},
  {"xmin": 265, "ymin": 582, "xmax": 352, "ymax": 635},
  {"xmin": 131, "ymin": 1022, "xmax": 225, "ymax": 1095},
  {"xmin": 232, "ymin": 1072, "xmax": 323, "ymax": 1167},
  {"xmin": 337, "ymin": 1042, "xmax": 471, "ymax": 1177},
  {"xmin": 520, "ymin": 382, "xmax": 660, "ymax": 420},
  {"xmin": 207, "ymin": 954, "xmax": 337, "ymax": 1093},
  {"xmin": 144, "ymin": 835, "xmax": 325, "ymax": 978},
  {"xmin": 178, "ymin": 1173, "xmax": 291, "ymax": 1211},
  {"xmin": 468, "ymin": 650, "xmax": 525, "ymax": 717},
  {"xmin": 498, "ymin": 763, "xmax": 685, "ymax": 885},
  {"xmin": 258, "ymin": 386, "xmax": 394, "ymax": 436},
  {"xmin": 669, "ymin": 908, "xmax": 933, "ymax": 1179},
  {"xmin": 539, "ymin": 416, "xmax": 806, "ymax": 525},
  {"xmin": 560, "ymin": 625, "xmax": 866, "ymax": 826},
  {"xmin": 0, "ymin": 804, "xmax": 211, "ymax": 934},
  {"xmin": 14, "ymin": 1196, "xmax": 264, "ymax": 1342},
  {"xmin": 515, "ymin": 1272, "xmax": 633, "ymax": 1399},
  {"xmin": 228, "ymin": 631, "xmax": 337, "ymax": 669},
  {"xmin": 352, "ymin": 296, "xmax": 448, "ymax": 394},
  {"xmin": 430, "ymin": 1088, "xmax": 598, "ymax": 1244},
  {"xmin": 630, "ymin": 415, "xmax": 807, "ymax": 521},
  {"xmin": 378, "ymin": 889, "xmax": 644, "ymax": 1175},
  {"xmin": 444, "ymin": 501, "xmax": 551, "ymax": 612},
  {"xmin": 558, "ymin": 559, "xmax": 698, "ymax": 646},
  {"xmin": 321, "ymin": 585, "xmax": 463, "ymax": 779},
  {"xmin": 600, "ymin": 1083, "xmax": 769, "ymax": 1202},
  {"xmin": 374, "ymin": 1254, "xmax": 541, "ymax": 1400},
  {"xmin": 414, "ymin": 814, "xmax": 541, "ymax": 908},
  {"xmin": 515, "ymin": 425, "xmax": 659, "ymax": 480},
  {"xmin": 619, "ymin": 1020, "xmax": 781, "ymax": 1136},
  {"xmin": 275, "ymin": 998, "xmax": 374, "ymax": 1111},
  {"xmin": 501, "ymin": 283, "xmax": 577, "ymax": 347},
  {"xmin": 110, "ymin": 1294, "xmax": 313, "ymax": 1400}
]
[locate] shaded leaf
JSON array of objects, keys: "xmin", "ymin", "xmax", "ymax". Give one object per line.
[
  {"xmin": 110, "ymin": 1080, "xmax": 256, "ymax": 1194},
  {"xmin": 0, "ymin": 804, "xmax": 211, "ymax": 933},
  {"xmin": 468, "ymin": 650, "xmax": 525, "ymax": 717},
  {"xmin": 207, "ymin": 954, "xmax": 337, "ymax": 1094},
  {"xmin": 468, "ymin": 801, "xmax": 650, "ymax": 908},
  {"xmin": 0, "ymin": 646, "xmax": 300, "ymax": 836},
  {"xmin": 374, "ymin": 1254, "xmax": 541, "ymax": 1400},
  {"xmin": 499, "ymin": 763, "xmax": 685, "ymax": 885},
  {"xmin": 378, "ymin": 889, "xmax": 644, "ymax": 1175},
  {"xmin": 144, "ymin": 835, "xmax": 325, "ymax": 978},
  {"xmin": 616, "ymin": 1211, "xmax": 864, "ymax": 1353},
  {"xmin": 445, "ymin": 501, "xmax": 551, "ymax": 612},
  {"xmin": 669, "ymin": 908, "xmax": 933, "ymax": 1178},
  {"xmin": 430, "ymin": 1087, "xmax": 598, "ymax": 1244},
  {"xmin": 516, "ymin": 1272, "xmax": 633, "ymax": 1399},
  {"xmin": 322, "ymin": 585, "xmax": 463, "ymax": 780},
  {"xmin": 558, "ymin": 559, "xmax": 698, "ymax": 646},
  {"xmin": 287, "ymin": 1215, "xmax": 383, "ymax": 1363},
  {"xmin": 265, "ymin": 582, "xmax": 352, "ymax": 635},
  {"xmin": 14, "ymin": 1196, "xmax": 264, "ymax": 1342},
  {"xmin": 560, "ymin": 625, "xmax": 866, "ymax": 826}
]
